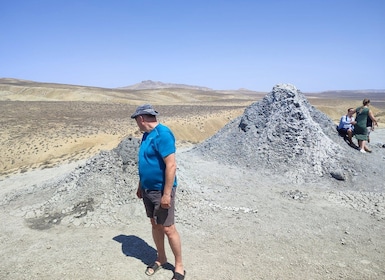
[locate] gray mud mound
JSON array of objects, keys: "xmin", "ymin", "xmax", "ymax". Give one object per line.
[
  {"xmin": 1, "ymin": 137, "xmax": 143, "ymax": 229},
  {"xmin": 191, "ymin": 84, "xmax": 355, "ymax": 183}
]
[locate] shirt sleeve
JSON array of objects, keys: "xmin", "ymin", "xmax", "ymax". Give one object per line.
[{"xmin": 157, "ymin": 131, "xmax": 176, "ymax": 158}]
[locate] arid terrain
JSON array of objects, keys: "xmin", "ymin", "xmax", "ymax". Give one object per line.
[
  {"xmin": 1, "ymin": 79, "xmax": 384, "ymax": 176},
  {"xmin": 0, "ymin": 79, "xmax": 385, "ymax": 279},
  {"xmin": 0, "ymin": 79, "xmax": 268, "ymax": 175}
]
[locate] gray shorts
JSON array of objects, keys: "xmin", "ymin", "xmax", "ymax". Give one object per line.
[{"xmin": 142, "ymin": 188, "xmax": 176, "ymax": 227}]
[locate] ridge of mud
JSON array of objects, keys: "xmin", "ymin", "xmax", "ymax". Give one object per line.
[{"xmin": 1, "ymin": 138, "xmax": 141, "ymax": 228}]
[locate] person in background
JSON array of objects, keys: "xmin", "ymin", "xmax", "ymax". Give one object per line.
[
  {"xmin": 131, "ymin": 104, "xmax": 185, "ymax": 280},
  {"xmin": 353, "ymin": 98, "xmax": 378, "ymax": 153},
  {"xmin": 337, "ymin": 108, "xmax": 356, "ymax": 146}
]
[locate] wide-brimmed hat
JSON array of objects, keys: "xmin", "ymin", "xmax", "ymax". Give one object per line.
[{"xmin": 131, "ymin": 104, "xmax": 159, "ymax": 119}]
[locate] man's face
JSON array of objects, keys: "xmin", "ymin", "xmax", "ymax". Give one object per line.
[
  {"xmin": 135, "ymin": 115, "xmax": 145, "ymax": 131},
  {"xmin": 348, "ymin": 109, "xmax": 354, "ymax": 116}
]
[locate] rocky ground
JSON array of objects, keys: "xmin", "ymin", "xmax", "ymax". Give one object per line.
[{"xmin": 0, "ymin": 84, "xmax": 385, "ymax": 279}]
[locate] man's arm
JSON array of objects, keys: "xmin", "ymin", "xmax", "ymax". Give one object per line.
[
  {"xmin": 136, "ymin": 182, "xmax": 142, "ymax": 199},
  {"xmin": 161, "ymin": 153, "xmax": 177, "ymax": 208},
  {"xmin": 369, "ymin": 110, "xmax": 378, "ymax": 129}
]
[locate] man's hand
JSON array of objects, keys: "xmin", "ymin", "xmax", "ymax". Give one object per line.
[
  {"xmin": 161, "ymin": 194, "xmax": 171, "ymax": 209},
  {"xmin": 136, "ymin": 186, "xmax": 142, "ymax": 199}
]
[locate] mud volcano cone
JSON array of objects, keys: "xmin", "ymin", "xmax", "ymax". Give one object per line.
[{"xmin": 192, "ymin": 84, "xmax": 351, "ymax": 183}]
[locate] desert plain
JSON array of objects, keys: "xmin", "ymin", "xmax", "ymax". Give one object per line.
[{"xmin": 0, "ymin": 79, "xmax": 385, "ymax": 279}]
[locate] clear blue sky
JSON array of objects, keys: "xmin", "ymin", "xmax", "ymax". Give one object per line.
[{"xmin": 1, "ymin": 0, "xmax": 384, "ymax": 92}]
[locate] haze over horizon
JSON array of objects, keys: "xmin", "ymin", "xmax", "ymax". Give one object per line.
[{"xmin": 1, "ymin": 0, "xmax": 384, "ymax": 92}]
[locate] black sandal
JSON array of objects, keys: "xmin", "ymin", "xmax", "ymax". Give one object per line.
[
  {"xmin": 171, "ymin": 270, "xmax": 186, "ymax": 280},
  {"xmin": 145, "ymin": 262, "xmax": 162, "ymax": 276}
]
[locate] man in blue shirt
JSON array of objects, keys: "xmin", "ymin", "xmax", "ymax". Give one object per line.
[
  {"xmin": 132, "ymin": 104, "xmax": 185, "ymax": 280},
  {"xmin": 337, "ymin": 108, "xmax": 356, "ymax": 146}
]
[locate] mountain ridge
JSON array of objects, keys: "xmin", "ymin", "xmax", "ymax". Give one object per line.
[
  {"xmin": 118, "ymin": 79, "xmax": 213, "ymax": 91},
  {"xmin": 1, "ymin": 78, "xmax": 384, "ymax": 93}
]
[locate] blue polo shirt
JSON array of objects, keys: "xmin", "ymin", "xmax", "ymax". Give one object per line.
[{"xmin": 138, "ymin": 124, "xmax": 177, "ymax": 190}]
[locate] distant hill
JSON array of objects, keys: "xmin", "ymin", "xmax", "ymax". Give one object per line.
[
  {"xmin": 0, "ymin": 78, "xmax": 263, "ymax": 105},
  {"xmin": 118, "ymin": 80, "xmax": 213, "ymax": 91},
  {"xmin": 0, "ymin": 78, "xmax": 239, "ymax": 92},
  {"xmin": 306, "ymin": 89, "xmax": 385, "ymax": 99},
  {"xmin": 0, "ymin": 78, "xmax": 110, "ymax": 90},
  {"xmin": 0, "ymin": 78, "xmax": 383, "ymax": 108}
]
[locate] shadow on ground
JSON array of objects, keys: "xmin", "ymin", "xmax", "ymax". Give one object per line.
[
  {"xmin": 113, "ymin": 235, "xmax": 156, "ymax": 265},
  {"xmin": 113, "ymin": 234, "xmax": 175, "ymax": 272}
]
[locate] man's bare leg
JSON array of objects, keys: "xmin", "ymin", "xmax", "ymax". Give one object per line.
[
  {"xmin": 347, "ymin": 130, "xmax": 354, "ymax": 144},
  {"xmin": 164, "ymin": 224, "xmax": 184, "ymax": 276},
  {"xmin": 150, "ymin": 219, "xmax": 167, "ymax": 271}
]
